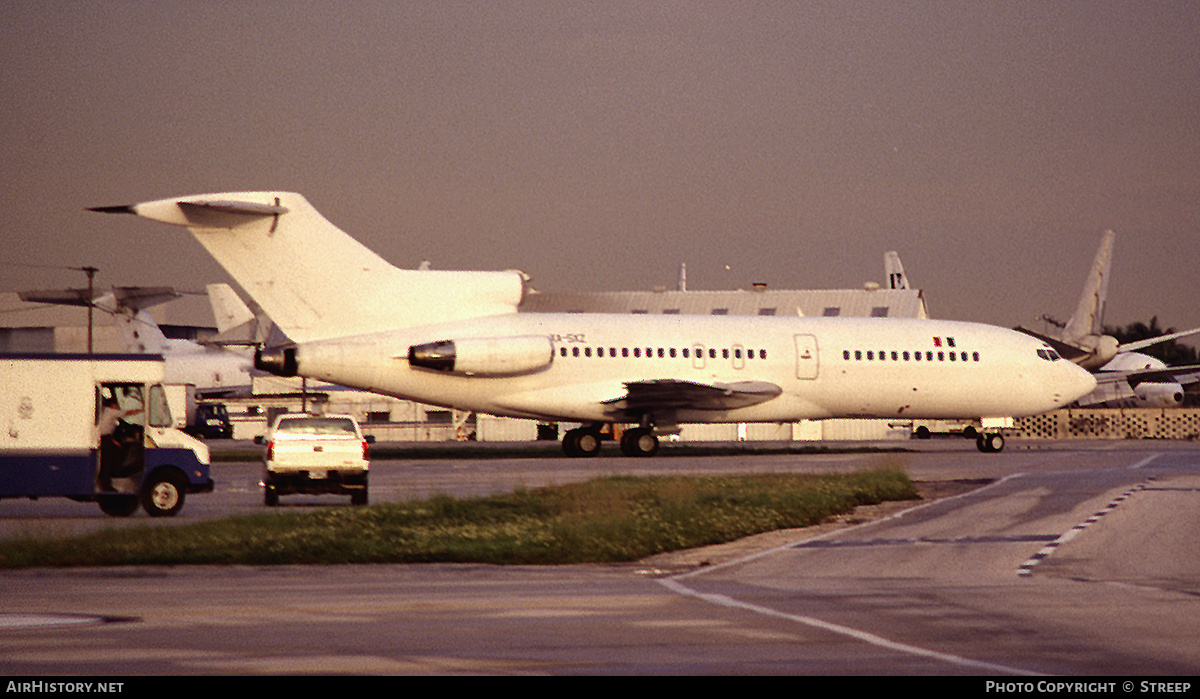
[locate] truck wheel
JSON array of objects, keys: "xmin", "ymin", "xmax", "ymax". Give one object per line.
[
  {"xmin": 142, "ymin": 472, "xmax": 186, "ymax": 517},
  {"xmin": 976, "ymin": 432, "xmax": 1006, "ymax": 453},
  {"xmin": 98, "ymin": 494, "xmax": 139, "ymax": 517}
]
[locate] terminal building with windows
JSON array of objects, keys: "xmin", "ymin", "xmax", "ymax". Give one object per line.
[{"xmin": 520, "ymin": 284, "xmax": 928, "ymax": 320}]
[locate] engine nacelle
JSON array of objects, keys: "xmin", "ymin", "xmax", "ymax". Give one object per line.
[
  {"xmin": 408, "ymin": 335, "xmax": 554, "ymax": 377},
  {"xmin": 1076, "ymin": 335, "xmax": 1120, "ymax": 369},
  {"xmin": 1132, "ymin": 382, "xmax": 1184, "ymax": 408},
  {"xmin": 255, "ymin": 345, "xmax": 298, "ymax": 377}
]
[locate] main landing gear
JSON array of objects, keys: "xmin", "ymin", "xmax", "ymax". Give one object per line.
[
  {"xmin": 561, "ymin": 424, "xmax": 660, "ymax": 457},
  {"xmin": 976, "ymin": 432, "xmax": 1005, "ymax": 453},
  {"xmin": 562, "ymin": 426, "xmax": 603, "ymax": 457},
  {"xmin": 619, "ymin": 427, "xmax": 658, "ymax": 457}
]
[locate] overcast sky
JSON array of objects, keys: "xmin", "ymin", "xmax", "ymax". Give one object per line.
[{"xmin": 2, "ymin": 1, "xmax": 1197, "ymax": 335}]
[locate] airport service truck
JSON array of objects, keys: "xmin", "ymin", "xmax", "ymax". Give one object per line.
[
  {"xmin": 162, "ymin": 384, "xmax": 233, "ymax": 439},
  {"xmin": 0, "ymin": 354, "xmax": 214, "ymax": 517}
]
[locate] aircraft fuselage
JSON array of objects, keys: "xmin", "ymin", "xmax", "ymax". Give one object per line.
[{"xmin": 286, "ymin": 313, "xmax": 1094, "ymax": 425}]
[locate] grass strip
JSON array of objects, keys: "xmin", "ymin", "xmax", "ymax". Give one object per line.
[{"xmin": 0, "ymin": 468, "xmax": 917, "ymax": 568}]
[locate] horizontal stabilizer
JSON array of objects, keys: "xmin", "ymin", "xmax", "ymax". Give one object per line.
[
  {"xmin": 92, "ymin": 198, "xmax": 288, "ymax": 229},
  {"xmin": 18, "ymin": 288, "xmax": 93, "ymax": 306},
  {"xmin": 19, "ymin": 286, "xmax": 180, "ymax": 311}
]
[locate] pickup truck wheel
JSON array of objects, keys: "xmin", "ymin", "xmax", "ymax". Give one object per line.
[
  {"xmin": 98, "ymin": 494, "xmax": 139, "ymax": 517},
  {"xmin": 142, "ymin": 472, "xmax": 186, "ymax": 517},
  {"xmin": 351, "ymin": 490, "xmax": 368, "ymax": 506}
]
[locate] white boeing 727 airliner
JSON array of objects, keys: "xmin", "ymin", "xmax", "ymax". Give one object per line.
[{"xmin": 91, "ymin": 193, "xmax": 1096, "ymax": 455}]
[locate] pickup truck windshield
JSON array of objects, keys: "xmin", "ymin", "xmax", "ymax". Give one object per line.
[{"xmin": 275, "ymin": 417, "xmax": 358, "ymax": 436}]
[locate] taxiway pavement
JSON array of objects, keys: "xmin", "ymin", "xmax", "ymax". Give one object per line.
[{"xmin": 0, "ymin": 440, "xmax": 1196, "ymax": 675}]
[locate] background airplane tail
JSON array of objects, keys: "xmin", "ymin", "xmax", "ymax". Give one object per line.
[
  {"xmin": 1063, "ymin": 230, "xmax": 1114, "ymax": 342},
  {"xmin": 206, "ymin": 283, "xmax": 255, "ymax": 335},
  {"xmin": 885, "ymin": 251, "xmax": 909, "ymax": 290},
  {"xmin": 97, "ymin": 192, "xmax": 527, "ymax": 343}
]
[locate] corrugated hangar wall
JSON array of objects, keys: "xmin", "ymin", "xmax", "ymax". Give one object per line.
[{"xmin": 1015, "ymin": 408, "xmax": 1200, "ymax": 440}]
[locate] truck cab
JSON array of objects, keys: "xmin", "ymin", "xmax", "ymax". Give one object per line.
[
  {"xmin": 190, "ymin": 403, "xmax": 233, "ymax": 439},
  {"xmin": 1, "ymin": 354, "xmax": 214, "ymax": 517}
]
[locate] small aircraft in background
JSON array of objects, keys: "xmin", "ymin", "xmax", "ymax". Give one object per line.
[
  {"xmin": 1014, "ymin": 230, "xmax": 1200, "ymax": 408},
  {"xmin": 20, "ymin": 285, "xmax": 254, "ymax": 394}
]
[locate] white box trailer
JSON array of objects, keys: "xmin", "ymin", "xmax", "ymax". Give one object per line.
[{"xmin": 0, "ymin": 353, "xmax": 213, "ymax": 516}]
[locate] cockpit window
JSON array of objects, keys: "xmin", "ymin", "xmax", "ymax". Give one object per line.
[{"xmin": 1036, "ymin": 348, "xmax": 1062, "ymax": 361}]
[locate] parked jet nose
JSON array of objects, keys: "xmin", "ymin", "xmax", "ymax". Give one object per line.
[{"xmin": 1052, "ymin": 359, "xmax": 1098, "ymax": 407}]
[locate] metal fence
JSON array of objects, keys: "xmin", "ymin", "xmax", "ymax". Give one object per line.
[{"xmin": 1014, "ymin": 408, "xmax": 1200, "ymax": 440}]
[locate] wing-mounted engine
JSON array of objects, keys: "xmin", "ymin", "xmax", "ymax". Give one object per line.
[{"xmin": 408, "ymin": 335, "xmax": 554, "ymax": 377}]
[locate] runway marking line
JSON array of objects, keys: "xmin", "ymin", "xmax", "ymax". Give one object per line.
[
  {"xmin": 1128, "ymin": 453, "xmax": 1163, "ymax": 470},
  {"xmin": 659, "ymin": 474, "xmax": 1043, "ymax": 676},
  {"xmin": 658, "ymin": 577, "xmax": 1041, "ymax": 676},
  {"xmin": 1016, "ymin": 477, "xmax": 1154, "ymax": 577}
]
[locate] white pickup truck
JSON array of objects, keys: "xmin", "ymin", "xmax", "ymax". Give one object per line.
[{"xmin": 257, "ymin": 414, "xmax": 371, "ymax": 506}]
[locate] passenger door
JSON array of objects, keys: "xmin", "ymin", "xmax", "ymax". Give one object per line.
[{"xmin": 794, "ymin": 334, "xmax": 819, "ymax": 380}]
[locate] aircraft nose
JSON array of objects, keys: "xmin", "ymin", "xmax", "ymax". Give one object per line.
[{"xmin": 1056, "ymin": 361, "xmax": 1097, "ymax": 405}]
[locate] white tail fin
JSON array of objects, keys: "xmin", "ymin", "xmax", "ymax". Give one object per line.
[
  {"xmin": 1063, "ymin": 230, "xmax": 1114, "ymax": 343},
  {"xmin": 93, "ymin": 192, "xmax": 527, "ymax": 342},
  {"xmin": 884, "ymin": 251, "xmax": 909, "ymax": 290},
  {"xmin": 206, "ymin": 283, "xmax": 255, "ymax": 335},
  {"xmin": 91, "ymin": 292, "xmax": 172, "ymax": 354}
]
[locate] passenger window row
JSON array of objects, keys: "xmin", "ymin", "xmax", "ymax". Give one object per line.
[
  {"xmin": 558, "ymin": 346, "xmax": 768, "ymax": 361},
  {"xmin": 843, "ymin": 349, "xmax": 981, "ymax": 363}
]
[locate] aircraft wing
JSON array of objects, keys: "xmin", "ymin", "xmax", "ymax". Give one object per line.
[
  {"xmin": 1098, "ymin": 364, "xmax": 1200, "ymax": 388},
  {"xmin": 1108, "ymin": 367, "xmax": 1200, "ymax": 389},
  {"xmin": 605, "ymin": 379, "xmax": 783, "ymax": 416},
  {"xmin": 1117, "ymin": 327, "xmax": 1200, "ymax": 353}
]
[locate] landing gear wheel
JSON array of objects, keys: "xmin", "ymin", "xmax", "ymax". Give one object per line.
[
  {"xmin": 563, "ymin": 428, "xmax": 602, "ymax": 457},
  {"xmin": 263, "ymin": 482, "xmax": 279, "ymax": 507},
  {"xmin": 141, "ymin": 471, "xmax": 186, "ymax": 517},
  {"xmin": 620, "ymin": 427, "xmax": 658, "ymax": 457},
  {"xmin": 976, "ymin": 432, "xmax": 1005, "ymax": 453}
]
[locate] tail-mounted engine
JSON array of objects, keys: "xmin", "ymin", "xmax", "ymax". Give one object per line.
[
  {"xmin": 255, "ymin": 345, "xmax": 298, "ymax": 377},
  {"xmin": 408, "ymin": 335, "xmax": 553, "ymax": 377}
]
